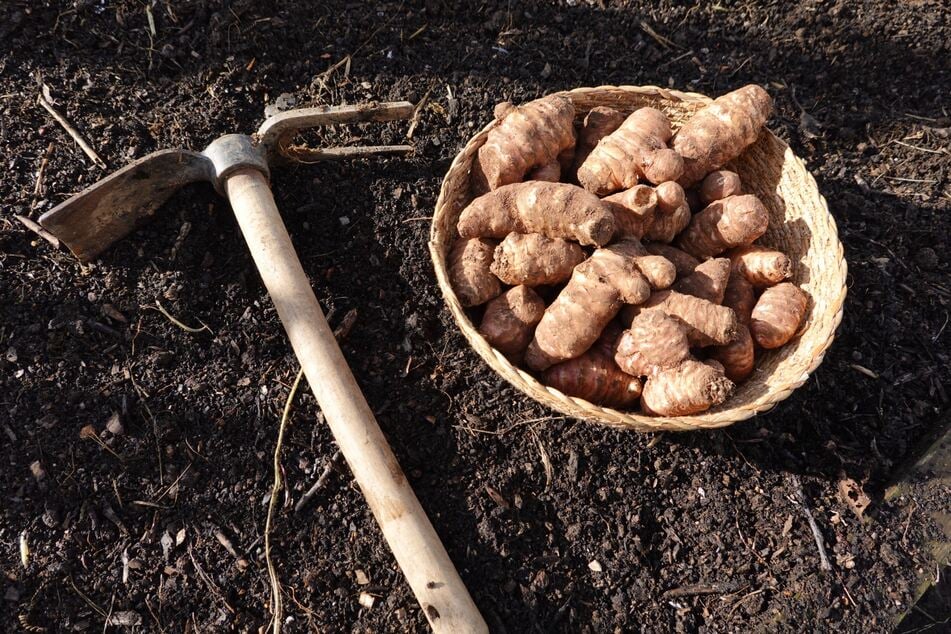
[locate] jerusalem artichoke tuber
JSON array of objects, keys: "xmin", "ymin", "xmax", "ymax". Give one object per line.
[
  {"xmin": 490, "ymin": 233, "xmax": 586, "ymax": 286},
  {"xmin": 644, "ymin": 244, "xmax": 700, "ymax": 278},
  {"xmin": 615, "ymin": 311, "xmax": 691, "ymax": 377},
  {"xmin": 572, "ymin": 106, "xmax": 626, "ymax": 173},
  {"xmin": 641, "ymin": 359, "xmax": 735, "ymax": 416},
  {"xmin": 676, "ymin": 194, "xmax": 769, "ymax": 258},
  {"xmin": 458, "ymin": 181, "xmax": 617, "ymax": 247},
  {"xmin": 709, "ymin": 323, "xmax": 755, "ymax": 382},
  {"xmin": 448, "ymin": 238, "xmax": 502, "ymax": 307},
  {"xmin": 673, "ymin": 84, "xmax": 773, "ymax": 187},
  {"xmin": 727, "ymin": 245, "xmax": 792, "ymax": 288},
  {"xmin": 542, "ymin": 325, "xmax": 643, "ymax": 408},
  {"xmin": 472, "ymin": 95, "xmax": 576, "ymax": 192},
  {"xmin": 626, "ymin": 241, "xmax": 676, "ymax": 290},
  {"xmin": 525, "ymin": 239, "xmax": 652, "ymax": 371},
  {"xmin": 722, "ymin": 273, "xmax": 756, "ymax": 325},
  {"xmin": 645, "ymin": 181, "xmax": 691, "ymax": 243},
  {"xmin": 673, "ymin": 257, "xmax": 731, "ymax": 304},
  {"xmin": 529, "ymin": 160, "xmax": 561, "ymax": 182},
  {"xmin": 577, "ymin": 107, "xmax": 684, "ymax": 195},
  {"xmin": 478, "ymin": 285, "xmax": 546, "ymax": 362},
  {"xmin": 625, "ymin": 290, "xmax": 739, "ymax": 347},
  {"xmin": 602, "ymin": 185, "xmax": 656, "ymax": 239},
  {"xmin": 699, "ymin": 170, "xmax": 743, "ymax": 204},
  {"xmin": 750, "ymin": 282, "xmax": 808, "ymax": 349}
]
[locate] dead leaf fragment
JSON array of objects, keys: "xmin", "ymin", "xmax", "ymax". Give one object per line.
[{"xmin": 837, "ymin": 477, "xmax": 871, "ymax": 519}]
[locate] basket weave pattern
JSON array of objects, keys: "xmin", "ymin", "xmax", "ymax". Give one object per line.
[{"xmin": 429, "ymin": 86, "xmax": 847, "ymax": 432}]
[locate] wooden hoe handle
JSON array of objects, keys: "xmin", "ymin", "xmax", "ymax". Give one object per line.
[{"xmin": 224, "ymin": 168, "xmax": 488, "ymax": 633}]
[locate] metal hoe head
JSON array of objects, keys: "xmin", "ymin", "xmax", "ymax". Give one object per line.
[{"xmin": 38, "ymin": 101, "xmax": 414, "ymax": 262}]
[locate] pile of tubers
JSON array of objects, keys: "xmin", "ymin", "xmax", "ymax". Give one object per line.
[{"xmin": 449, "ymin": 85, "xmax": 808, "ymax": 416}]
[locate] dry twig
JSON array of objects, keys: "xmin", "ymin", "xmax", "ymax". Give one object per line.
[
  {"xmin": 37, "ymin": 87, "xmax": 107, "ymax": 169},
  {"xmin": 789, "ymin": 474, "xmax": 832, "ymax": 571},
  {"xmin": 266, "ymin": 368, "xmax": 305, "ymax": 634}
]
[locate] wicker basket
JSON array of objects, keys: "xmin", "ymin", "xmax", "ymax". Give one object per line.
[{"xmin": 429, "ymin": 85, "xmax": 847, "ymax": 432}]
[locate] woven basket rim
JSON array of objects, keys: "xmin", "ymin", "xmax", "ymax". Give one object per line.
[{"xmin": 430, "ymin": 84, "xmax": 847, "ymax": 432}]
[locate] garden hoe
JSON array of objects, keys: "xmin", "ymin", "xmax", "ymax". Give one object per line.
[{"xmin": 38, "ymin": 102, "xmax": 488, "ymax": 634}]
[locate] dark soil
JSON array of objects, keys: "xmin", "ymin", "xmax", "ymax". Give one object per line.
[{"xmin": 2, "ymin": 1, "xmax": 949, "ymax": 632}]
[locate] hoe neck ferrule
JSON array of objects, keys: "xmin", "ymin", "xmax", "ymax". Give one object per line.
[{"xmin": 202, "ymin": 134, "xmax": 270, "ymax": 195}]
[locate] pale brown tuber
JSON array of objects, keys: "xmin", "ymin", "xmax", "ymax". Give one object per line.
[
  {"xmin": 472, "ymin": 95, "xmax": 576, "ymax": 192},
  {"xmin": 644, "ymin": 244, "xmax": 700, "ymax": 278},
  {"xmin": 645, "ymin": 181, "xmax": 691, "ymax": 243},
  {"xmin": 525, "ymin": 239, "xmax": 652, "ymax": 371},
  {"xmin": 727, "ymin": 245, "xmax": 792, "ymax": 288},
  {"xmin": 626, "ymin": 290, "xmax": 739, "ymax": 347},
  {"xmin": 722, "ymin": 273, "xmax": 756, "ymax": 325},
  {"xmin": 673, "ymin": 84, "xmax": 773, "ymax": 187},
  {"xmin": 615, "ymin": 311, "xmax": 690, "ymax": 376},
  {"xmin": 572, "ymin": 106, "xmax": 626, "ymax": 172},
  {"xmin": 449, "ymin": 238, "xmax": 501, "ymax": 307},
  {"xmin": 673, "ymin": 258, "xmax": 731, "ymax": 304},
  {"xmin": 577, "ymin": 107, "xmax": 684, "ymax": 195},
  {"xmin": 529, "ymin": 160, "xmax": 561, "ymax": 182},
  {"xmin": 641, "ymin": 359, "xmax": 734, "ymax": 416},
  {"xmin": 458, "ymin": 181, "xmax": 617, "ymax": 247},
  {"xmin": 490, "ymin": 233, "xmax": 586, "ymax": 286},
  {"xmin": 709, "ymin": 323, "xmax": 755, "ymax": 382},
  {"xmin": 699, "ymin": 170, "xmax": 743, "ymax": 204},
  {"xmin": 603, "ymin": 238, "xmax": 676, "ymax": 290},
  {"xmin": 542, "ymin": 325, "xmax": 643, "ymax": 408},
  {"xmin": 478, "ymin": 285, "xmax": 546, "ymax": 362},
  {"xmin": 676, "ymin": 194, "xmax": 769, "ymax": 258},
  {"xmin": 750, "ymin": 282, "xmax": 808, "ymax": 349},
  {"xmin": 602, "ymin": 185, "xmax": 657, "ymax": 239}
]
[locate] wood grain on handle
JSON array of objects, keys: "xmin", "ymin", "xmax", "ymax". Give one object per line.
[{"xmin": 224, "ymin": 168, "xmax": 487, "ymax": 634}]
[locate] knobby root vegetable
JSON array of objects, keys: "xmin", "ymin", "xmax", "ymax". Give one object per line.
[
  {"xmin": 676, "ymin": 194, "xmax": 769, "ymax": 258},
  {"xmin": 478, "ymin": 285, "xmax": 545, "ymax": 362},
  {"xmin": 529, "ymin": 160, "xmax": 561, "ymax": 182},
  {"xmin": 645, "ymin": 181, "xmax": 691, "ymax": 243},
  {"xmin": 602, "ymin": 185, "xmax": 656, "ymax": 239},
  {"xmin": 673, "ymin": 257, "xmax": 731, "ymax": 304},
  {"xmin": 646, "ymin": 204, "xmax": 691, "ymax": 243},
  {"xmin": 700, "ymin": 170, "xmax": 743, "ymax": 204},
  {"xmin": 472, "ymin": 95, "xmax": 576, "ymax": 192},
  {"xmin": 542, "ymin": 325, "xmax": 643, "ymax": 408},
  {"xmin": 710, "ymin": 323, "xmax": 755, "ymax": 382},
  {"xmin": 615, "ymin": 311, "xmax": 690, "ymax": 376},
  {"xmin": 641, "ymin": 359, "xmax": 735, "ymax": 416},
  {"xmin": 557, "ymin": 145, "xmax": 576, "ymax": 175},
  {"xmin": 655, "ymin": 181, "xmax": 686, "ymax": 213},
  {"xmin": 625, "ymin": 290, "xmax": 739, "ymax": 346},
  {"xmin": 625, "ymin": 240, "xmax": 676, "ymax": 290},
  {"xmin": 644, "ymin": 244, "xmax": 700, "ymax": 278},
  {"xmin": 750, "ymin": 282, "xmax": 808, "ymax": 348},
  {"xmin": 673, "ymin": 84, "xmax": 773, "ymax": 187},
  {"xmin": 727, "ymin": 245, "xmax": 792, "ymax": 287},
  {"xmin": 572, "ymin": 106, "xmax": 626, "ymax": 173},
  {"xmin": 577, "ymin": 107, "xmax": 684, "ymax": 195},
  {"xmin": 458, "ymin": 181, "xmax": 616, "ymax": 247},
  {"xmin": 490, "ymin": 233, "xmax": 586, "ymax": 286},
  {"xmin": 685, "ymin": 188, "xmax": 703, "ymax": 213},
  {"xmin": 525, "ymin": 239, "xmax": 652, "ymax": 370},
  {"xmin": 448, "ymin": 238, "xmax": 501, "ymax": 307},
  {"xmin": 722, "ymin": 273, "xmax": 756, "ymax": 325}
]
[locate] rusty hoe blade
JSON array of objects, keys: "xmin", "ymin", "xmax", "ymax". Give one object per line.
[
  {"xmin": 38, "ymin": 101, "xmax": 415, "ymax": 262},
  {"xmin": 39, "ymin": 149, "xmax": 211, "ymax": 262}
]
